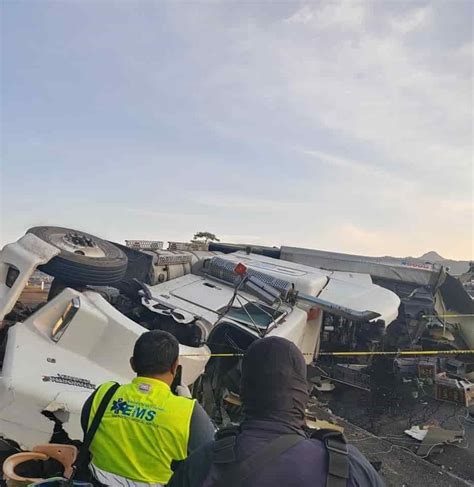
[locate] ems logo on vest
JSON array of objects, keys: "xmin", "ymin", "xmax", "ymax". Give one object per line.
[{"xmin": 111, "ymin": 397, "xmax": 157, "ymax": 422}]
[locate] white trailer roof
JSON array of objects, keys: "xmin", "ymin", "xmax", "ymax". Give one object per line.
[{"xmin": 281, "ymin": 246, "xmax": 446, "ymax": 288}]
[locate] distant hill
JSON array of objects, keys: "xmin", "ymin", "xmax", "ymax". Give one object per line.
[
  {"xmin": 406, "ymin": 251, "xmax": 471, "ymax": 276},
  {"xmin": 419, "ymin": 251, "xmax": 445, "ymax": 261}
]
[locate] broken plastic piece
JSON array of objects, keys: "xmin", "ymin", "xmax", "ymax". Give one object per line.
[
  {"xmin": 2, "ymin": 443, "xmax": 77, "ymax": 482},
  {"xmin": 313, "ymin": 379, "xmax": 336, "ymax": 392},
  {"xmin": 404, "ymin": 426, "xmax": 428, "ymax": 442}
]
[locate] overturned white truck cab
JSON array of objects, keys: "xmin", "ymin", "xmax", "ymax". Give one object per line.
[{"xmin": 0, "ymin": 228, "xmax": 400, "ymax": 449}]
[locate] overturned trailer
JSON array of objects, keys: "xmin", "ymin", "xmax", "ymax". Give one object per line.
[
  {"xmin": 209, "ymin": 243, "xmax": 474, "ymax": 398},
  {"xmin": 278, "ymin": 246, "xmax": 474, "ymax": 349},
  {"xmin": 0, "ymin": 227, "xmax": 400, "ymax": 448},
  {"xmin": 211, "ymin": 243, "xmax": 473, "ymax": 349}
]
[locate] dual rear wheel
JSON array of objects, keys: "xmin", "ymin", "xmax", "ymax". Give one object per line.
[{"xmin": 28, "ymin": 226, "xmax": 128, "ymax": 286}]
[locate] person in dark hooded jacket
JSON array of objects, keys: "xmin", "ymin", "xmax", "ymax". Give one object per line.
[{"xmin": 168, "ymin": 337, "xmax": 384, "ymax": 487}]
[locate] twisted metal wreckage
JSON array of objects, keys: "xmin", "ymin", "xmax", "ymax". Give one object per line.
[{"xmin": 0, "ymin": 227, "xmax": 472, "ymax": 450}]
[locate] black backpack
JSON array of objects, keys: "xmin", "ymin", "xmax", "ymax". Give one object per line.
[{"xmin": 212, "ymin": 425, "xmax": 349, "ymax": 487}]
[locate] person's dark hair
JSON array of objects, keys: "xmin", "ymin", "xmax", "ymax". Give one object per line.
[{"xmin": 132, "ymin": 330, "xmax": 179, "ymax": 376}]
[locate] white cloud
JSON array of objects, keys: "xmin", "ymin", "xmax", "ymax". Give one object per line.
[
  {"xmin": 192, "ymin": 193, "xmax": 308, "ymax": 213},
  {"xmin": 390, "ymin": 7, "xmax": 432, "ymax": 34},
  {"xmin": 335, "ymin": 224, "xmax": 389, "ymax": 255},
  {"xmin": 439, "ymin": 198, "xmax": 474, "ymax": 216},
  {"xmin": 279, "ymin": 36, "xmax": 470, "ymax": 180},
  {"xmin": 286, "ymin": 3, "xmax": 366, "ymax": 29},
  {"xmin": 301, "ymin": 148, "xmax": 399, "ymax": 181},
  {"xmin": 218, "ymin": 234, "xmax": 265, "ymax": 244},
  {"xmin": 285, "ymin": 5, "xmax": 314, "ymax": 25},
  {"xmin": 196, "ymin": 3, "xmax": 471, "ymax": 195}
]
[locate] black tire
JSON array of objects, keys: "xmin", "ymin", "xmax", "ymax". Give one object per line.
[{"xmin": 28, "ymin": 226, "xmax": 128, "ymax": 286}]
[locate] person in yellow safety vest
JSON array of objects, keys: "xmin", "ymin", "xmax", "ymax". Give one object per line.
[{"xmin": 80, "ymin": 330, "xmax": 215, "ymax": 487}]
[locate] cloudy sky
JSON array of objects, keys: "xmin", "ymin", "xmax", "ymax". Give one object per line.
[{"xmin": 2, "ymin": 1, "xmax": 473, "ymax": 259}]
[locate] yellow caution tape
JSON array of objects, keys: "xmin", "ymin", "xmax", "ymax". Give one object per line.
[
  {"xmin": 422, "ymin": 314, "xmax": 474, "ymax": 318},
  {"xmin": 318, "ymin": 349, "xmax": 474, "ymax": 357},
  {"xmin": 180, "ymin": 349, "xmax": 474, "ymax": 358}
]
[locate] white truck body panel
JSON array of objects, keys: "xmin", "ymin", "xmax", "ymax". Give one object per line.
[
  {"xmin": 0, "ymin": 287, "xmax": 210, "ymax": 448},
  {"xmin": 317, "ymin": 273, "xmax": 400, "ymax": 325},
  {"xmin": 0, "ymin": 234, "xmax": 60, "ymax": 321}
]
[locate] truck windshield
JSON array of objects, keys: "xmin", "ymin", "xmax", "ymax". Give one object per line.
[{"xmin": 225, "ymin": 302, "xmax": 284, "ymax": 330}]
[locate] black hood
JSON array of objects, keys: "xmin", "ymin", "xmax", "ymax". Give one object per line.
[{"xmin": 241, "ymin": 336, "xmax": 309, "ymax": 427}]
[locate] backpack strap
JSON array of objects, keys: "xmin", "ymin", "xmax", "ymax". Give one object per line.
[
  {"xmin": 213, "ymin": 430, "xmax": 304, "ymax": 487},
  {"xmin": 71, "ymin": 382, "xmax": 120, "ymax": 478},
  {"xmin": 310, "ymin": 428, "xmax": 349, "ymax": 487},
  {"xmin": 213, "ymin": 425, "xmax": 241, "ymax": 464}
]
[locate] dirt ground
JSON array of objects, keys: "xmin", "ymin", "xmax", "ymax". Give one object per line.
[
  {"xmin": 18, "ymin": 286, "xmax": 48, "ymax": 306},
  {"xmin": 308, "ymin": 381, "xmax": 474, "ymax": 486}
]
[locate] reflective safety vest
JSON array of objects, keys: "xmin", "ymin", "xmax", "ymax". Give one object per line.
[{"xmin": 87, "ymin": 377, "xmax": 195, "ymax": 484}]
